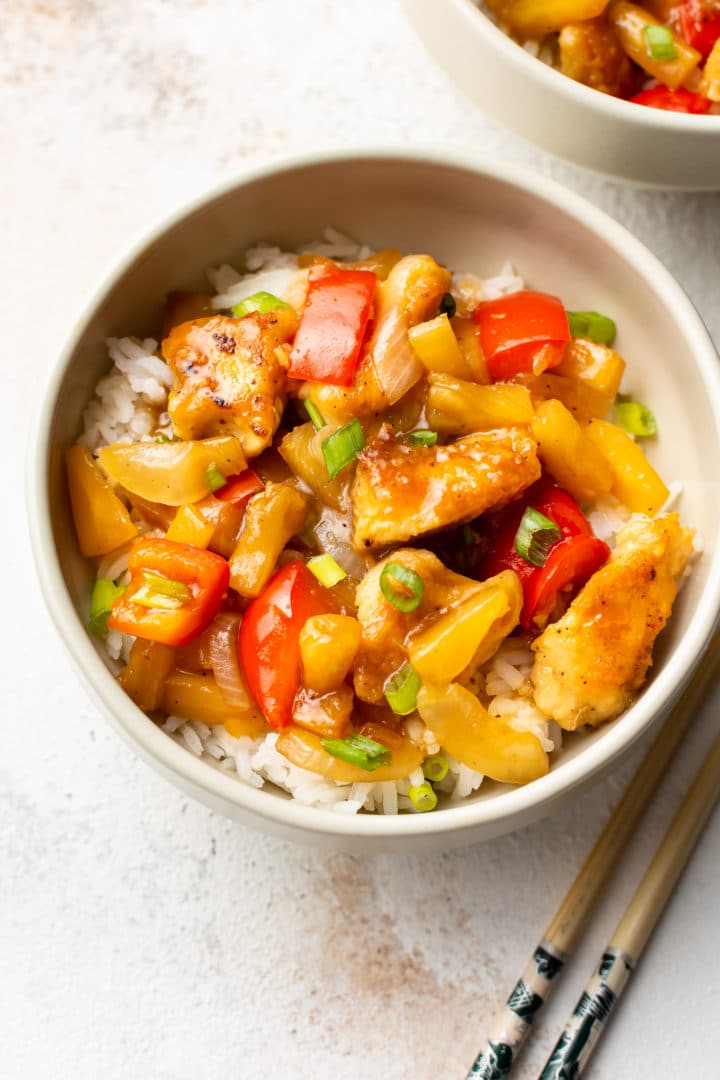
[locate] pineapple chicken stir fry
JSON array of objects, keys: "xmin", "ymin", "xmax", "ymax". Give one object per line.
[
  {"xmin": 485, "ymin": 0, "xmax": 720, "ymax": 114},
  {"xmin": 67, "ymin": 244, "xmax": 693, "ymax": 809}
]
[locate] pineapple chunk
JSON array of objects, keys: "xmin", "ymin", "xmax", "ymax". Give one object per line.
[
  {"xmin": 427, "ymin": 374, "xmax": 534, "ymax": 434},
  {"xmin": 585, "ymin": 418, "xmax": 669, "ymax": 514},
  {"xmin": 300, "ymin": 614, "xmax": 362, "ymax": 695},
  {"xmin": 417, "ymin": 683, "xmax": 548, "ymax": 785},
  {"xmin": 409, "ymin": 314, "xmax": 474, "ymax": 379},
  {"xmin": 166, "ymin": 504, "xmax": 214, "ymax": 548},
  {"xmin": 531, "ymin": 398, "xmax": 613, "ymax": 502}
]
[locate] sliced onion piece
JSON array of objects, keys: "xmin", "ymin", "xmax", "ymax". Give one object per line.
[
  {"xmin": 370, "ymin": 305, "xmax": 425, "ymax": 405},
  {"xmin": 369, "ymin": 255, "xmax": 451, "ymax": 405},
  {"xmin": 313, "ymin": 506, "xmax": 369, "ymax": 579},
  {"xmin": 209, "ymin": 613, "xmax": 253, "ymax": 711}
]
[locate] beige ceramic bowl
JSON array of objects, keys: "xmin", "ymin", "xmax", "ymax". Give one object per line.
[
  {"xmin": 403, "ymin": 0, "xmax": 720, "ymax": 189},
  {"xmin": 28, "ymin": 149, "xmax": 720, "ymax": 852}
]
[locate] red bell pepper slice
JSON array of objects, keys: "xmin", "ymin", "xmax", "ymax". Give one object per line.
[
  {"xmin": 630, "ymin": 86, "xmax": 713, "ymax": 113},
  {"xmin": 287, "ymin": 265, "xmax": 376, "ymax": 386},
  {"xmin": 473, "ymin": 290, "xmax": 571, "ymax": 382},
  {"xmin": 479, "ymin": 480, "xmax": 609, "ymax": 629},
  {"xmin": 108, "ymin": 538, "xmax": 229, "ymax": 647},
  {"xmin": 677, "ymin": 1, "xmax": 720, "ymax": 58},
  {"xmin": 524, "ymin": 535, "xmax": 611, "ymax": 627},
  {"xmin": 215, "ymin": 467, "xmax": 264, "ymax": 505},
  {"xmin": 238, "ymin": 561, "xmax": 337, "ymax": 730}
]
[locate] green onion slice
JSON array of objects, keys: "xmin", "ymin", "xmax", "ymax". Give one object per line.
[
  {"xmin": 407, "ymin": 430, "xmax": 438, "ymax": 447},
  {"xmin": 384, "ymin": 663, "xmax": 422, "ymax": 716},
  {"xmin": 321, "ymin": 418, "xmax": 365, "ymax": 480},
  {"xmin": 320, "ymin": 733, "xmax": 392, "ymax": 772},
  {"xmin": 304, "ymin": 400, "xmax": 325, "ymax": 430},
  {"xmin": 644, "ymin": 24, "xmax": 677, "ymax": 61},
  {"xmin": 132, "ymin": 573, "xmax": 192, "ymax": 611},
  {"xmin": 422, "ymin": 754, "xmax": 449, "ymax": 783},
  {"xmin": 514, "ymin": 507, "xmax": 562, "ymax": 568},
  {"xmin": 439, "ymin": 292, "xmax": 457, "ymax": 318},
  {"xmin": 566, "ymin": 310, "xmax": 617, "ymax": 346},
  {"xmin": 205, "ymin": 463, "xmax": 226, "ymax": 493},
  {"xmin": 156, "ymin": 432, "xmax": 179, "ymax": 443},
  {"xmin": 616, "ymin": 398, "xmax": 658, "ymax": 437},
  {"xmin": 379, "ymin": 561, "xmax": 424, "ymax": 613},
  {"xmin": 306, "ymin": 553, "xmax": 347, "ymax": 587},
  {"xmin": 408, "ymin": 782, "xmax": 438, "ymax": 812},
  {"xmin": 231, "ymin": 291, "xmax": 291, "ymax": 318},
  {"xmin": 88, "ymin": 578, "xmax": 127, "ymax": 637}
]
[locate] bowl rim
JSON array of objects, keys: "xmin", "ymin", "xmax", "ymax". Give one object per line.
[
  {"xmin": 27, "ymin": 144, "xmax": 720, "ymax": 840},
  {"xmin": 451, "ymin": 0, "xmax": 720, "ymax": 132}
]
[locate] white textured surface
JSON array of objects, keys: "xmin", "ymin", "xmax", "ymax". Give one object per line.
[{"xmin": 4, "ymin": 2, "xmax": 720, "ymax": 1077}]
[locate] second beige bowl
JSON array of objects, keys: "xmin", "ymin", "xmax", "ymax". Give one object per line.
[{"xmin": 403, "ymin": 0, "xmax": 720, "ymax": 189}]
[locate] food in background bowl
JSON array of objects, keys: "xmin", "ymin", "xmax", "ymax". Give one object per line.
[
  {"xmin": 65, "ymin": 228, "xmax": 696, "ymax": 815},
  {"xmin": 482, "ymin": 0, "xmax": 720, "ymax": 112}
]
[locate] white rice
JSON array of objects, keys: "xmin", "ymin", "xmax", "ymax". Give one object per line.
[
  {"xmin": 452, "ymin": 260, "xmax": 524, "ymax": 312},
  {"xmin": 81, "ymin": 337, "xmax": 174, "ymax": 451},
  {"xmin": 81, "ymin": 227, "xmax": 674, "ymax": 813}
]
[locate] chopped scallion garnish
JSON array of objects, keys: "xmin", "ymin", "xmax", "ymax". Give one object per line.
[
  {"xmin": 304, "ymin": 400, "xmax": 325, "ymax": 430},
  {"xmin": 514, "ymin": 507, "xmax": 562, "ymax": 568},
  {"xmin": 616, "ymin": 398, "xmax": 658, "ymax": 437},
  {"xmin": 88, "ymin": 578, "xmax": 126, "ymax": 637},
  {"xmin": 132, "ymin": 573, "xmax": 192, "ymax": 610},
  {"xmin": 439, "ymin": 292, "xmax": 457, "ymax": 318},
  {"xmin": 205, "ymin": 463, "xmax": 226, "ymax": 493},
  {"xmin": 320, "ymin": 733, "xmax": 392, "ymax": 771},
  {"xmin": 644, "ymin": 24, "xmax": 677, "ymax": 61},
  {"xmin": 231, "ymin": 290, "xmax": 291, "ymax": 318},
  {"xmin": 566, "ymin": 310, "xmax": 617, "ymax": 346},
  {"xmin": 422, "ymin": 754, "xmax": 449, "ymax": 783},
  {"xmin": 384, "ymin": 663, "xmax": 422, "ymax": 716},
  {"xmin": 156, "ymin": 432, "xmax": 179, "ymax": 443},
  {"xmin": 321, "ymin": 418, "xmax": 365, "ymax": 480},
  {"xmin": 379, "ymin": 561, "xmax": 424, "ymax": 613},
  {"xmin": 408, "ymin": 781, "xmax": 438, "ymax": 812},
  {"xmin": 306, "ymin": 553, "xmax": 347, "ymax": 588},
  {"xmin": 407, "ymin": 430, "xmax": 438, "ymax": 447}
]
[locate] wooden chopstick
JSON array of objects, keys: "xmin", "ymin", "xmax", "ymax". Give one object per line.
[
  {"xmin": 465, "ymin": 635, "xmax": 719, "ymax": 1080},
  {"xmin": 538, "ymin": 723, "xmax": 720, "ymax": 1078}
]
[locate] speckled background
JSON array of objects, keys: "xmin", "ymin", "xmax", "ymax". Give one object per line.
[{"xmin": 4, "ymin": 2, "xmax": 720, "ymax": 1078}]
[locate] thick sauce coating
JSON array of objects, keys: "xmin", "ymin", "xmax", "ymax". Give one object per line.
[
  {"xmin": 351, "ymin": 425, "xmax": 541, "ymax": 549},
  {"xmin": 162, "ymin": 310, "xmax": 294, "ymax": 455}
]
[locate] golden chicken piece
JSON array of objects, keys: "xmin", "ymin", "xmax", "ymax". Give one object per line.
[
  {"xmin": 300, "ymin": 254, "xmax": 452, "ymax": 422},
  {"xmin": 162, "ymin": 310, "xmax": 295, "ymax": 457},
  {"xmin": 559, "ymin": 17, "xmax": 639, "ymax": 97},
  {"xmin": 353, "ymin": 549, "xmax": 484, "ymax": 704},
  {"xmin": 351, "ymin": 424, "xmax": 540, "ymax": 549},
  {"xmin": 531, "ymin": 513, "xmax": 694, "ymax": 730}
]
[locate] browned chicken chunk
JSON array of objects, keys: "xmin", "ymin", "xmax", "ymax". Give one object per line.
[
  {"xmin": 351, "ymin": 425, "xmax": 540, "ymax": 549},
  {"xmin": 162, "ymin": 310, "xmax": 295, "ymax": 457},
  {"xmin": 531, "ymin": 514, "xmax": 694, "ymax": 730},
  {"xmin": 559, "ymin": 18, "xmax": 639, "ymax": 97},
  {"xmin": 353, "ymin": 549, "xmax": 483, "ymax": 703}
]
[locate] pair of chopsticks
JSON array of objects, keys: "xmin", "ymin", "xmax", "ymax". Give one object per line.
[{"xmin": 467, "ymin": 635, "xmax": 720, "ymax": 1080}]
